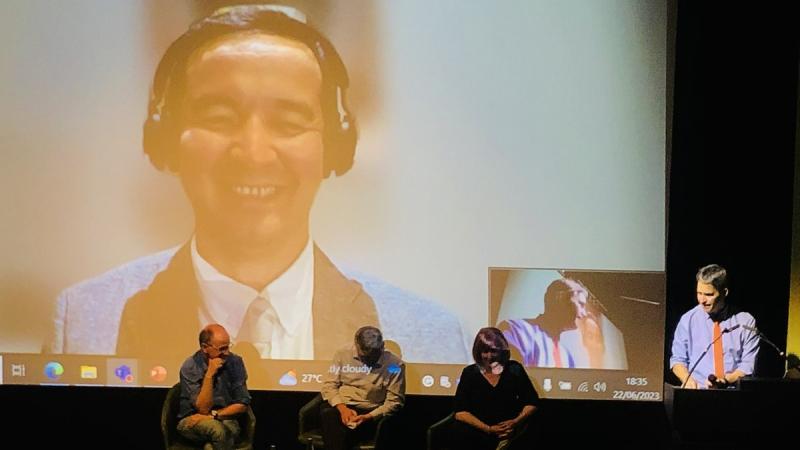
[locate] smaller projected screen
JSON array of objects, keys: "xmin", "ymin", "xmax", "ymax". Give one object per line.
[{"xmin": 491, "ymin": 268, "xmax": 666, "ymax": 401}]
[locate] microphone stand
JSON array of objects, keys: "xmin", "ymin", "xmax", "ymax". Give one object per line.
[
  {"xmin": 743, "ymin": 325, "xmax": 791, "ymax": 379},
  {"xmin": 682, "ymin": 337, "xmax": 720, "ymax": 388},
  {"xmin": 681, "ymin": 325, "xmax": 738, "ymax": 388},
  {"xmin": 746, "ymin": 327, "xmax": 786, "ymax": 358}
]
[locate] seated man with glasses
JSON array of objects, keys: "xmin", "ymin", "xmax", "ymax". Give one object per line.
[{"xmin": 177, "ymin": 323, "xmax": 251, "ymax": 449}]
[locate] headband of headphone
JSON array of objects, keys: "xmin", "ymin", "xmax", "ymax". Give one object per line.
[{"xmin": 143, "ymin": 4, "xmax": 357, "ymax": 177}]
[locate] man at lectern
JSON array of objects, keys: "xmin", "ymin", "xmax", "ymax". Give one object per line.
[{"xmin": 670, "ymin": 264, "xmax": 760, "ymax": 389}]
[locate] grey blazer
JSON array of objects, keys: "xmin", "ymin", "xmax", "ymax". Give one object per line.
[{"xmin": 46, "ymin": 244, "xmax": 469, "ymax": 364}]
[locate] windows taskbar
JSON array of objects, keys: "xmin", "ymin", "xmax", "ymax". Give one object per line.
[{"xmin": 0, "ymin": 353, "xmax": 662, "ymax": 399}]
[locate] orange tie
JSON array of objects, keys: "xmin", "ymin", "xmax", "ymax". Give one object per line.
[{"xmin": 713, "ymin": 322, "xmax": 724, "ymax": 378}]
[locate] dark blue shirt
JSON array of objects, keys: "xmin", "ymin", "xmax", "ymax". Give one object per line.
[{"xmin": 179, "ymin": 350, "xmax": 251, "ymax": 419}]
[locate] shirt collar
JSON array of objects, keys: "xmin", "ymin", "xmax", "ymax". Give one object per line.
[
  {"xmin": 190, "ymin": 237, "xmax": 315, "ymax": 337},
  {"xmin": 706, "ymin": 303, "xmax": 731, "ymax": 323}
]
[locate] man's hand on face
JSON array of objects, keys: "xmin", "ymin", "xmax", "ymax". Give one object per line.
[{"xmin": 207, "ymin": 357, "xmax": 225, "ymax": 377}]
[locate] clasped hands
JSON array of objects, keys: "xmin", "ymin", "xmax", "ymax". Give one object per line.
[
  {"xmin": 486, "ymin": 419, "xmax": 519, "ymax": 438},
  {"xmin": 336, "ymin": 404, "xmax": 372, "ymax": 429}
]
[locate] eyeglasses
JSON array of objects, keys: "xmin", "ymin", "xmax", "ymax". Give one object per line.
[{"xmin": 204, "ymin": 341, "xmax": 234, "ymax": 353}]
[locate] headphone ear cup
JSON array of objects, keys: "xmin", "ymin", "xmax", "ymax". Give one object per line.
[
  {"xmin": 323, "ymin": 113, "xmax": 357, "ymax": 177},
  {"xmin": 334, "ymin": 114, "xmax": 357, "ymax": 175},
  {"xmin": 143, "ymin": 114, "xmax": 165, "ymax": 170},
  {"xmin": 143, "ymin": 113, "xmax": 179, "ymax": 172}
]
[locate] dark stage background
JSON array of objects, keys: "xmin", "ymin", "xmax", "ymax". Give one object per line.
[{"xmin": 2, "ymin": 2, "xmax": 797, "ymax": 449}]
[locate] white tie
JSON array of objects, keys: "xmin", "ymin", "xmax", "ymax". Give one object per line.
[{"xmin": 236, "ymin": 296, "xmax": 276, "ymax": 358}]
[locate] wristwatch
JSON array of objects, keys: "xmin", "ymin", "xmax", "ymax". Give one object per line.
[{"xmin": 211, "ymin": 410, "xmax": 219, "ymax": 420}]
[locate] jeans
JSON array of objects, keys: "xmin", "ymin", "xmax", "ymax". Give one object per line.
[{"xmin": 177, "ymin": 416, "xmax": 241, "ymax": 450}]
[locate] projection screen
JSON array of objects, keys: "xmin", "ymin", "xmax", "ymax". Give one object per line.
[{"xmin": 0, "ymin": 0, "xmax": 667, "ymax": 399}]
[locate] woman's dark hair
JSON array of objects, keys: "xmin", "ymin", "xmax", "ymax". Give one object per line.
[{"xmin": 472, "ymin": 327, "xmax": 510, "ymax": 365}]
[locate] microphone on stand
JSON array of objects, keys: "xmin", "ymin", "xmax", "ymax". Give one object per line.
[
  {"xmin": 742, "ymin": 325, "xmax": 786, "ymax": 358},
  {"xmin": 681, "ymin": 324, "xmax": 740, "ymax": 388}
]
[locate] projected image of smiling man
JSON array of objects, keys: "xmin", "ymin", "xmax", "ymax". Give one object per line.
[
  {"xmin": 46, "ymin": 6, "xmax": 468, "ymax": 366},
  {"xmin": 113, "ymin": 20, "xmax": 349, "ymax": 362}
]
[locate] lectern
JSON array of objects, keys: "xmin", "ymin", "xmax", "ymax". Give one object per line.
[{"xmin": 664, "ymin": 379, "xmax": 798, "ymax": 447}]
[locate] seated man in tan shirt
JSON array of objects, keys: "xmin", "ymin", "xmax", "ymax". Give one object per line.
[{"xmin": 320, "ymin": 326, "xmax": 406, "ymax": 450}]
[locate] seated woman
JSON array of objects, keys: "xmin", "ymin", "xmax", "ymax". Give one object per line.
[{"xmin": 452, "ymin": 327, "xmax": 540, "ymax": 450}]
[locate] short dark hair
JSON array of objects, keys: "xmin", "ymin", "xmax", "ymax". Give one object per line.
[
  {"xmin": 471, "ymin": 327, "xmax": 510, "ymax": 365},
  {"xmin": 143, "ymin": 4, "xmax": 357, "ymax": 176},
  {"xmin": 696, "ymin": 264, "xmax": 728, "ymax": 292},
  {"xmin": 198, "ymin": 328, "xmax": 213, "ymax": 346},
  {"xmin": 543, "ymin": 278, "xmax": 576, "ymax": 312},
  {"xmin": 355, "ymin": 326, "xmax": 383, "ymax": 354}
]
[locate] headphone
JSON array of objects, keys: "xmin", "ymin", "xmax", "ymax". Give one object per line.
[{"xmin": 142, "ymin": 5, "xmax": 357, "ymax": 177}]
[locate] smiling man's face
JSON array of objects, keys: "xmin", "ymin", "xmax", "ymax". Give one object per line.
[{"xmin": 177, "ymin": 32, "xmax": 325, "ymax": 248}]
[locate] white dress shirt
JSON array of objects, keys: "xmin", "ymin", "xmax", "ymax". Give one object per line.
[{"xmin": 190, "ymin": 237, "xmax": 315, "ymax": 359}]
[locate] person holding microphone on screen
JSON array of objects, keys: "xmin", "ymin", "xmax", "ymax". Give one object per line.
[
  {"xmin": 670, "ymin": 264, "xmax": 760, "ymax": 389},
  {"xmin": 499, "ymin": 277, "xmax": 610, "ymax": 369}
]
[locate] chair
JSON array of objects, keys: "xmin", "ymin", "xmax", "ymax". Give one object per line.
[
  {"xmin": 161, "ymin": 383, "xmax": 256, "ymax": 450},
  {"xmin": 297, "ymin": 393, "xmax": 395, "ymax": 450},
  {"xmin": 426, "ymin": 412, "xmax": 454, "ymax": 450}
]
